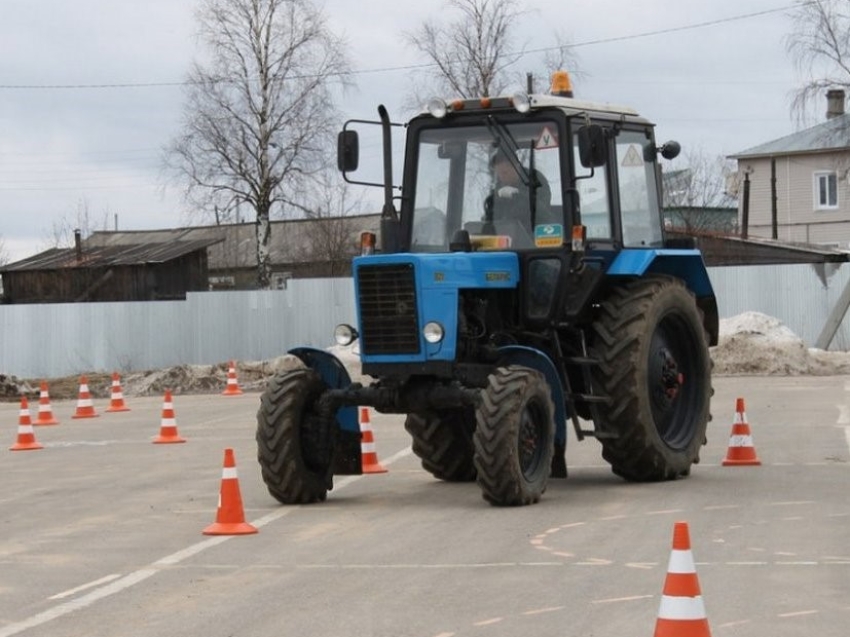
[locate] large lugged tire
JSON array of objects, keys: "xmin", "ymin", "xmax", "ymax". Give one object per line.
[
  {"xmin": 404, "ymin": 408, "xmax": 477, "ymax": 482},
  {"xmin": 256, "ymin": 368, "xmax": 332, "ymax": 504},
  {"xmin": 589, "ymin": 275, "xmax": 712, "ymax": 481},
  {"xmin": 473, "ymin": 366, "xmax": 555, "ymax": 506}
]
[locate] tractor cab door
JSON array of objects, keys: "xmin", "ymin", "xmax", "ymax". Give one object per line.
[{"xmin": 573, "ymin": 124, "xmax": 664, "ymax": 248}]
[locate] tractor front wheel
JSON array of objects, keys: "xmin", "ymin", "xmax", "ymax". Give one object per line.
[
  {"xmin": 473, "ymin": 366, "xmax": 555, "ymax": 506},
  {"xmin": 256, "ymin": 367, "xmax": 334, "ymax": 504}
]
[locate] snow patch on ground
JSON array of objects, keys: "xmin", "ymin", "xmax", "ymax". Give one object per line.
[{"xmin": 713, "ymin": 311, "xmax": 850, "ymax": 376}]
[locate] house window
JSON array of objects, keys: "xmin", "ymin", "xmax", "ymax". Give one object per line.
[{"xmin": 814, "ymin": 171, "xmax": 838, "ymax": 210}]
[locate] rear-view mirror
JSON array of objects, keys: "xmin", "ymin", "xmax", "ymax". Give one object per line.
[
  {"xmin": 337, "ymin": 130, "xmax": 359, "ymax": 172},
  {"xmin": 577, "ymin": 125, "xmax": 607, "ymax": 168}
]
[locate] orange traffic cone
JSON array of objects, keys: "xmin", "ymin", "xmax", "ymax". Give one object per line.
[
  {"xmin": 105, "ymin": 372, "xmax": 130, "ymax": 412},
  {"xmin": 71, "ymin": 375, "xmax": 99, "ymax": 419},
  {"xmin": 359, "ymin": 406, "xmax": 387, "ymax": 474},
  {"xmin": 34, "ymin": 381, "xmax": 59, "ymax": 426},
  {"xmin": 10, "ymin": 397, "xmax": 43, "ymax": 451},
  {"xmin": 152, "ymin": 390, "xmax": 186, "ymax": 444},
  {"xmin": 202, "ymin": 448, "xmax": 258, "ymax": 535},
  {"xmin": 221, "ymin": 361, "xmax": 243, "ymax": 396},
  {"xmin": 654, "ymin": 521, "xmax": 711, "ymax": 637},
  {"xmin": 722, "ymin": 397, "xmax": 761, "ymax": 466}
]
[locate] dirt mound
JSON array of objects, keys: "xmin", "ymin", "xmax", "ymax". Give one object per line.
[{"xmin": 2, "ymin": 315, "xmax": 850, "ymax": 402}]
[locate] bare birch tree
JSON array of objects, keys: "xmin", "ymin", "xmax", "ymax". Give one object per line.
[
  {"xmin": 167, "ymin": 0, "xmax": 350, "ymax": 288},
  {"xmin": 405, "ymin": 0, "xmax": 580, "ymax": 104},
  {"xmin": 786, "ymin": 0, "xmax": 850, "ymax": 119}
]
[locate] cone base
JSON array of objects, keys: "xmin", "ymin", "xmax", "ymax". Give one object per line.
[
  {"xmin": 10, "ymin": 442, "xmax": 43, "ymax": 451},
  {"xmin": 722, "ymin": 457, "xmax": 761, "ymax": 466},
  {"xmin": 72, "ymin": 413, "xmax": 100, "ymax": 419},
  {"xmin": 106, "ymin": 406, "xmax": 131, "ymax": 413},
  {"xmin": 34, "ymin": 419, "xmax": 60, "ymax": 426},
  {"xmin": 202, "ymin": 521, "xmax": 258, "ymax": 535},
  {"xmin": 655, "ymin": 617, "xmax": 711, "ymax": 637},
  {"xmin": 221, "ymin": 390, "xmax": 244, "ymax": 396},
  {"xmin": 363, "ymin": 463, "xmax": 388, "ymax": 474},
  {"xmin": 153, "ymin": 436, "xmax": 186, "ymax": 444}
]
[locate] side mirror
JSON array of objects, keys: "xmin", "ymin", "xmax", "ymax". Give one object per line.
[
  {"xmin": 659, "ymin": 140, "xmax": 681, "ymax": 160},
  {"xmin": 577, "ymin": 125, "xmax": 607, "ymax": 168},
  {"xmin": 337, "ymin": 130, "xmax": 359, "ymax": 172}
]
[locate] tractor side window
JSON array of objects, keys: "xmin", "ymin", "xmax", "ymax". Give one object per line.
[
  {"xmin": 411, "ymin": 140, "xmax": 452, "ymax": 251},
  {"xmin": 573, "ymin": 134, "xmax": 611, "ymax": 238},
  {"xmin": 615, "ymin": 130, "xmax": 663, "ymax": 247}
]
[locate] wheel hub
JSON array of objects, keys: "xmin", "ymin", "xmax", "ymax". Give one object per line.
[{"xmin": 659, "ymin": 349, "xmax": 684, "ymax": 401}]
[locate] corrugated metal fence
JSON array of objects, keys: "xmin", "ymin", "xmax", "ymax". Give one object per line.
[{"xmin": 2, "ymin": 264, "xmax": 849, "ymax": 378}]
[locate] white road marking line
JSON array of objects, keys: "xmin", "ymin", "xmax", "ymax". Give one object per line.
[
  {"xmin": 591, "ymin": 595, "xmax": 653, "ymax": 604},
  {"xmin": 522, "ymin": 606, "xmax": 564, "ymax": 615},
  {"xmin": 48, "ymin": 574, "xmax": 122, "ymax": 600},
  {"xmin": 778, "ymin": 610, "xmax": 818, "ymax": 618},
  {"xmin": 0, "ymin": 569, "xmax": 158, "ymax": 637},
  {"xmin": 0, "ymin": 447, "xmax": 414, "ymax": 637},
  {"xmin": 473, "ymin": 617, "xmax": 503, "ymax": 626},
  {"xmin": 845, "ymin": 426, "xmax": 850, "ymax": 455},
  {"xmin": 837, "ymin": 404, "xmax": 850, "ymax": 425}
]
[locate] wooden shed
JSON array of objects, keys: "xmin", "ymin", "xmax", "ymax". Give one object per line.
[{"xmin": 0, "ymin": 236, "xmax": 223, "ymax": 304}]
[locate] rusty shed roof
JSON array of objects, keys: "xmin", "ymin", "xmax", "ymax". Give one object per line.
[
  {"xmin": 83, "ymin": 215, "xmax": 382, "ymax": 270},
  {"xmin": 1, "ymin": 237, "xmax": 223, "ymax": 272}
]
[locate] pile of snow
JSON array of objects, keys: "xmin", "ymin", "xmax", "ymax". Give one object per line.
[{"xmin": 711, "ymin": 311, "xmax": 850, "ymax": 376}]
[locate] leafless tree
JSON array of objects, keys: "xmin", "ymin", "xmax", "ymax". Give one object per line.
[
  {"xmin": 0, "ymin": 235, "xmax": 8, "ymax": 266},
  {"xmin": 786, "ymin": 0, "xmax": 850, "ymax": 120},
  {"xmin": 663, "ymin": 148, "xmax": 738, "ymax": 234},
  {"xmin": 404, "ymin": 0, "xmax": 579, "ymax": 105},
  {"xmin": 292, "ymin": 169, "xmax": 370, "ymax": 276},
  {"xmin": 166, "ymin": 0, "xmax": 350, "ymax": 288}
]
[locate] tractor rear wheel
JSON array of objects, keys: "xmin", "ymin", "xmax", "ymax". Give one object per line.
[
  {"xmin": 256, "ymin": 367, "xmax": 333, "ymax": 504},
  {"xmin": 405, "ymin": 408, "xmax": 477, "ymax": 482},
  {"xmin": 473, "ymin": 366, "xmax": 555, "ymax": 506},
  {"xmin": 589, "ymin": 276, "xmax": 711, "ymax": 481}
]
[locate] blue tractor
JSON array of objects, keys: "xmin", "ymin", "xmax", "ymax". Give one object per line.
[{"xmin": 256, "ymin": 72, "xmax": 718, "ymax": 506}]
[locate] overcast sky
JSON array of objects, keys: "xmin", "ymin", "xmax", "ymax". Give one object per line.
[{"xmin": 0, "ymin": 1, "xmax": 815, "ymax": 262}]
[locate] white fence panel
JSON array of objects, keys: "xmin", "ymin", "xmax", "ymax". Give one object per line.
[{"xmin": 2, "ymin": 266, "xmax": 849, "ymax": 379}]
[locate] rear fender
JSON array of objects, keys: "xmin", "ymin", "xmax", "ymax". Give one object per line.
[
  {"xmin": 290, "ymin": 347, "xmax": 362, "ymax": 475},
  {"xmin": 495, "ymin": 345, "xmax": 567, "ymax": 449},
  {"xmin": 606, "ymin": 250, "xmax": 719, "ymax": 345}
]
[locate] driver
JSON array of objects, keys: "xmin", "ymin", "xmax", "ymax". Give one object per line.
[{"xmin": 485, "ymin": 147, "xmax": 554, "ymax": 235}]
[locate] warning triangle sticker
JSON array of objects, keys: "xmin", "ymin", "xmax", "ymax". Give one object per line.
[
  {"xmin": 621, "ymin": 144, "xmax": 644, "ymax": 167},
  {"xmin": 535, "ymin": 126, "xmax": 558, "ymax": 149}
]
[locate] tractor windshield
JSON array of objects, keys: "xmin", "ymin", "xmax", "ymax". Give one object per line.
[{"xmin": 409, "ymin": 119, "xmax": 565, "ymax": 252}]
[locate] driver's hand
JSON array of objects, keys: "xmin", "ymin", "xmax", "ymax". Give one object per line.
[{"xmin": 497, "ymin": 186, "xmax": 519, "ymax": 198}]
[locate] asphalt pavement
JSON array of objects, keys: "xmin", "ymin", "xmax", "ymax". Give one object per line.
[{"xmin": 0, "ymin": 375, "xmax": 848, "ymax": 637}]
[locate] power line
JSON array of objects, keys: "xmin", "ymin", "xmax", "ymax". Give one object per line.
[{"xmin": 0, "ymin": 4, "xmax": 797, "ymax": 90}]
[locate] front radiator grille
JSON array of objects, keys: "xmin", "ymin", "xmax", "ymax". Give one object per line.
[{"xmin": 357, "ymin": 263, "xmax": 421, "ymax": 355}]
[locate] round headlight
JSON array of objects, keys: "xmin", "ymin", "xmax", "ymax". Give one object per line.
[
  {"xmin": 426, "ymin": 97, "xmax": 448, "ymax": 119},
  {"xmin": 423, "ymin": 322, "xmax": 445, "ymax": 344},
  {"xmin": 511, "ymin": 92, "xmax": 531, "ymax": 114},
  {"xmin": 334, "ymin": 324, "xmax": 358, "ymax": 346}
]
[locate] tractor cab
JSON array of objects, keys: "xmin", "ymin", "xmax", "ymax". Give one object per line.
[{"xmin": 340, "ymin": 71, "xmax": 681, "ymax": 261}]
